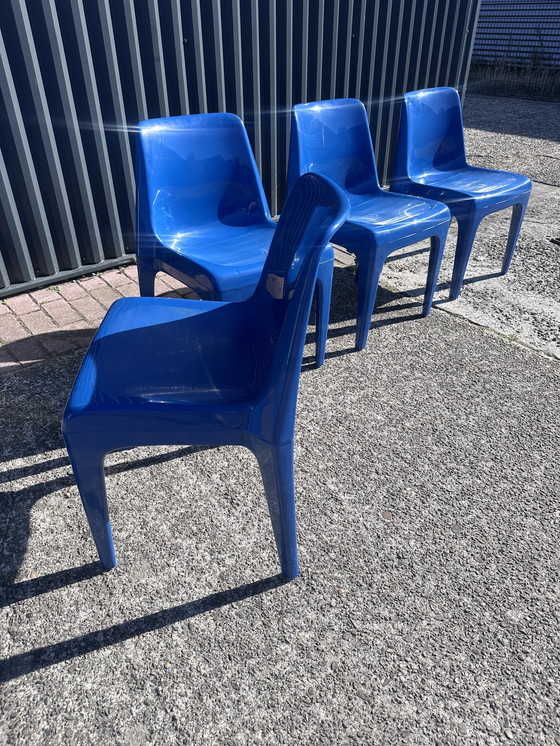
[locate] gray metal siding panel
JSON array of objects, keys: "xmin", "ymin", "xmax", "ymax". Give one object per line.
[{"xmin": 0, "ymin": 0, "xmax": 480, "ymax": 297}]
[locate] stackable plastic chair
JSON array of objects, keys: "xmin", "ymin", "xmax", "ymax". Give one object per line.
[
  {"xmin": 390, "ymin": 86, "xmax": 532, "ymax": 300},
  {"xmin": 62, "ymin": 173, "xmax": 350, "ymax": 580},
  {"xmin": 288, "ymin": 98, "xmax": 451, "ymax": 350},
  {"xmin": 136, "ymin": 113, "xmax": 334, "ymax": 366}
]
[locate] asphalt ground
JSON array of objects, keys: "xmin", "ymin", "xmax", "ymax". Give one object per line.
[{"xmin": 1, "ymin": 94, "xmax": 559, "ymax": 745}]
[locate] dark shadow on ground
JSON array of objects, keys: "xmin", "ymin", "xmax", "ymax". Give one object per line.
[
  {"xmin": 463, "ymin": 94, "xmax": 560, "ymax": 141},
  {"xmin": 1, "ymin": 328, "xmax": 95, "ymax": 367},
  {"xmin": 0, "ymin": 573, "xmax": 288, "ymax": 682}
]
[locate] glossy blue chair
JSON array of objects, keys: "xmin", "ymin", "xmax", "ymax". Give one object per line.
[
  {"xmin": 62, "ymin": 173, "xmax": 350, "ymax": 580},
  {"xmin": 390, "ymin": 86, "xmax": 532, "ymax": 300},
  {"xmin": 136, "ymin": 112, "xmax": 334, "ymax": 367},
  {"xmin": 288, "ymin": 98, "xmax": 451, "ymax": 350}
]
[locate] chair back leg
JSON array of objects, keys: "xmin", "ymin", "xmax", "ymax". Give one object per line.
[
  {"xmin": 314, "ymin": 255, "xmax": 334, "ymax": 367},
  {"xmin": 252, "ymin": 440, "xmax": 299, "ymax": 579},
  {"xmin": 501, "ymin": 196, "xmax": 530, "ymax": 275},
  {"xmin": 64, "ymin": 434, "xmax": 116, "ymax": 570},
  {"xmin": 137, "ymin": 258, "xmax": 157, "ymax": 297}
]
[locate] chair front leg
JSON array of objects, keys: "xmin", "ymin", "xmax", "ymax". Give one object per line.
[
  {"xmin": 501, "ymin": 195, "xmax": 530, "ymax": 275},
  {"xmin": 314, "ymin": 255, "xmax": 334, "ymax": 368},
  {"xmin": 252, "ymin": 440, "xmax": 299, "ymax": 579},
  {"xmin": 355, "ymin": 250, "xmax": 385, "ymax": 351},
  {"xmin": 64, "ymin": 434, "xmax": 116, "ymax": 570},
  {"xmin": 450, "ymin": 214, "xmax": 481, "ymax": 301},
  {"xmin": 423, "ymin": 224, "xmax": 448, "ymax": 316}
]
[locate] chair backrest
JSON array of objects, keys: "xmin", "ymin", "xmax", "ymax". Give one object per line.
[
  {"xmin": 249, "ymin": 172, "xmax": 349, "ymax": 443},
  {"xmin": 392, "ymin": 87, "xmax": 468, "ymax": 185},
  {"xmin": 136, "ymin": 113, "xmax": 271, "ymax": 247},
  {"xmin": 287, "ymin": 99, "xmax": 381, "ymax": 196}
]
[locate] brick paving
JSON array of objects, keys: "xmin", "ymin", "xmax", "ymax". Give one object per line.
[
  {"xmin": 0, "ymin": 248, "xmax": 354, "ymax": 377},
  {"xmin": 0, "ymin": 264, "xmax": 196, "ymax": 377}
]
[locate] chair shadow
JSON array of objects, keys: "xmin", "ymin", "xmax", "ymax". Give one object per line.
[
  {"xmin": 1, "ymin": 443, "xmax": 213, "ymax": 590},
  {"xmin": 1, "ymin": 328, "xmax": 96, "ymax": 366},
  {"xmin": 0, "ymin": 573, "xmax": 288, "ymax": 683},
  {"xmin": 303, "ymin": 265, "xmax": 428, "ymax": 363}
]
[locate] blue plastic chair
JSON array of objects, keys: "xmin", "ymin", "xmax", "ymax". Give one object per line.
[
  {"xmin": 390, "ymin": 87, "xmax": 532, "ymax": 300},
  {"xmin": 288, "ymin": 98, "xmax": 451, "ymax": 350},
  {"xmin": 136, "ymin": 112, "xmax": 334, "ymax": 367},
  {"xmin": 62, "ymin": 173, "xmax": 350, "ymax": 580}
]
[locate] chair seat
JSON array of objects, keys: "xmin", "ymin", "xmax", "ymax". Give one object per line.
[
  {"xmin": 409, "ymin": 166, "xmax": 532, "ymax": 209},
  {"xmin": 65, "ymin": 297, "xmax": 269, "ymax": 423},
  {"xmin": 153, "ymin": 222, "xmax": 276, "ymax": 297},
  {"xmin": 340, "ymin": 191, "xmax": 450, "ymax": 244}
]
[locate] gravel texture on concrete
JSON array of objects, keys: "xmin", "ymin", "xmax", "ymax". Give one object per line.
[
  {"xmin": 379, "ymin": 94, "xmax": 560, "ymax": 360},
  {"xmin": 1, "ymin": 267, "xmax": 559, "ymax": 745}
]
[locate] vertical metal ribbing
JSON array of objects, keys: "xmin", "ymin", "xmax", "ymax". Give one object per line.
[
  {"xmin": 381, "ymin": 0, "xmax": 406, "ymax": 184},
  {"xmin": 0, "ymin": 203, "xmax": 10, "ymax": 289},
  {"xmin": 457, "ymin": 0, "xmax": 481, "ymax": 95},
  {"xmin": 68, "ymin": 0, "xmax": 125, "ymax": 257},
  {"xmin": 354, "ymin": 0, "xmax": 367, "ymax": 97},
  {"xmin": 365, "ymin": 2, "xmax": 380, "ymax": 121},
  {"xmin": 122, "ymin": 0, "xmax": 148, "ymax": 121},
  {"xmin": 212, "ymin": 0, "xmax": 227, "ymax": 111},
  {"xmin": 342, "ymin": 0, "xmax": 355, "ymax": 97},
  {"xmin": 329, "ymin": 0, "xmax": 340, "ymax": 99},
  {"xmin": 269, "ymin": 0, "xmax": 278, "ymax": 213},
  {"xmin": 413, "ymin": 0, "xmax": 429, "ymax": 90},
  {"xmin": 191, "ymin": 0, "xmax": 208, "ymax": 113},
  {"xmin": 146, "ymin": 0, "xmax": 169, "ymax": 117},
  {"xmin": 300, "ymin": 0, "xmax": 309, "ymax": 102},
  {"xmin": 445, "ymin": 2, "xmax": 462, "ymax": 82},
  {"xmin": 0, "ymin": 145, "xmax": 34, "ymax": 284},
  {"xmin": 434, "ymin": 1, "xmax": 451, "ymax": 85},
  {"xmin": 0, "ymin": 25, "xmax": 58, "ymax": 276},
  {"xmin": 400, "ymin": 0, "xmax": 418, "ymax": 91},
  {"xmin": 250, "ymin": 0, "xmax": 262, "ymax": 169},
  {"xmin": 315, "ymin": 0, "xmax": 325, "ymax": 99},
  {"xmin": 372, "ymin": 4, "xmax": 394, "ymax": 161},
  {"xmin": 40, "ymin": 0, "xmax": 103, "ymax": 263},
  {"xmin": 10, "ymin": 0, "xmax": 80, "ymax": 269},
  {"xmin": 169, "ymin": 0, "xmax": 189, "ymax": 114},
  {"xmin": 231, "ymin": 0, "xmax": 244, "ymax": 120},
  {"xmin": 424, "ymin": 0, "xmax": 443, "ymax": 88},
  {"xmin": 455, "ymin": 0, "xmax": 474, "ymax": 91},
  {"xmin": 285, "ymin": 0, "xmax": 294, "ymax": 151},
  {"xmin": 96, "ymin": 0, "xmax": 136, "ymax": 230}
]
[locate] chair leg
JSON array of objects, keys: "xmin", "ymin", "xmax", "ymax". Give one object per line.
[
  {"xmin": 314, "ymin": 257, "xmax": 334, "ymax": 367},
  {"xmin": 64, "ymin": 434, "xmax": 116, "ymax": 570},
  {"xmin": 501, "ymin": 198, "xmax": 529, "ymax": 275},
  {"xmin": 355, "ymin": 251, "xmax": 385, "ymax": 351},
  {"xmin": 253, "ymin": 440, "xmax": 299, "ymax": 579},
  {"xmin": 422, "ymin": 226, "xmax": 447, "ymax": 316},
  {"xmin": 450, "ymin": 215, "xmax": 480, "ymax": 301},
  {"xmin": 137, "ymin": 259, "xmax": 156, "ymax": 297}
]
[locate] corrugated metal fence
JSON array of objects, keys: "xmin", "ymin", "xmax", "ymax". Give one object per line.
[{"xmin": 0, "ymin": 0, "xmax": 480, "ymax": 298}]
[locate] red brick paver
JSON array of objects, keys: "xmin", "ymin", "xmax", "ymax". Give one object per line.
[
  {"xmin": 43, "ymin": 298, "xmax": 83, "ymax": 326},
  {"xmin": 58, "ymin": 282, "xmax": 87, "ymax": 301},
  {"xmin": 0, "ymin": 262, "xmax": 185, "ymax": 376},
  {"xmin": 19, "ymin": 310, "xmax": 59, "ymax": 336},
  {"xmin": 0, "ymin": 314, "xmax": 29, "ymax": 343},
  {"xmin": 4, "ymin": 294, "xmax": 38, "ymax": 315}
]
